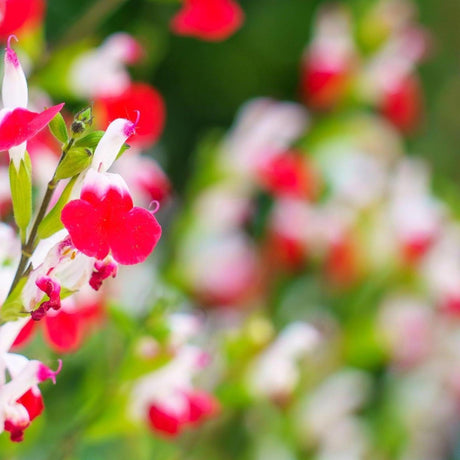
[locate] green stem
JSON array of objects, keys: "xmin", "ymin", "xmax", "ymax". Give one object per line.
[{"xmin": 7, "ymin": 138, "xmax": 75, "ymax": 298}]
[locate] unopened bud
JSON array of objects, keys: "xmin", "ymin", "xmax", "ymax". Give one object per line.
[{"xmin": 71, "ymin": 106, "xmax": 93, "ymax": 136}]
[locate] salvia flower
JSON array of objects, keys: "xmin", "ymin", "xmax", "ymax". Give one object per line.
[
  {"xmin": 0, "ymin": 319, "xmax": 61, "ymax": 442},
  {"xmin": 61, "ymin": 169, "xmax": 162, "ymax": 265},
  {"xmin": 130, "ymin": 346, "xmax": 218, "ymax": 437},
  {"xmin": 0, "ymin": 36, "xmax": 64, "ymax": 169}
]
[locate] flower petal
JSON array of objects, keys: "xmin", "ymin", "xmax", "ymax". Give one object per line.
[
  {"xmin": 61, "ymin": 199, "xmax": 110, "ymax": 260},
  {"xmin": 11, "ymin": 320, "xmax": 36, "ymax": 350},
  {"xmin": 108, "ymin": 207, "xmax": 162, "ymax": 265},
  {"xmin": 44, "ymin": 311, "xmax": 82, "ymax": 353},
  {"xmin": 0, "ymin": 104, "xmax": 64, "ymax": 151}
]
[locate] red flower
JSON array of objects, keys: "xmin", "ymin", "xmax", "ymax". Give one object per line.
[
  {"xmin": 94, "ymin": 83, "xmax": 165, "ymax": 149},
  {"xmin": 257, "ymin": 151, "xmax": 318, "ymax": 200},
  {"xmin": 186, "ymin": 390, "xmax": 219, "ymax": 424},
  {"xmin": 0, "ymin": 0, "xmax": 45, "ymax": 39},
  {"xmin": 61, "ymin": 170, "xmax": 162, "ymax": 265},
  {"xmin": 148, "ymin": 404, "xmax": 184, "ymax": 437},
  {"xmin": 13, "ymin": 300, "xmax": 105, "ymax": 353},
  {"xmin": 147, "ymin": 391, "xmax": 218, "ymax": 437},
  {"xmin": 300, "ymin": 55, "xmax": 350, "ymax": 111},
  {"xmin": 171, "ymin": 0, "xmax": 244, "ymax": 41},
  {"xmin": 380, "ymin": 74, "xmax": 423, "ymax": 134}
]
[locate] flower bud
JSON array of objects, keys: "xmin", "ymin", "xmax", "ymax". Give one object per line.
[
  {"xmin": 71, "ymin": 106, "xmax": 93, "ymax": 136},
  {"xmin": 90, "ymin": 116, "xmax": 137, "ymax": 172}
]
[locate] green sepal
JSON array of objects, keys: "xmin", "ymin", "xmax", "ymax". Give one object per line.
[
  {"xmin": 54, "ymin": 147, "xmax": 92, "ymax": 180},
  {"xmin": 48, "ymin": 112, "xmax": 68, "ymax": 144},
  {"xmin": 115, "ymin": 142, "xmax": 130, "ymax": 160},
  {"xmin": 74, "ymin": 131, "xmax": 104, "ymax": 149},
  {"xmin": 75, "ymin": 131, "xmax": 130, "ymax": 159},
  {"xmin": 9, "ymin": 153, "xmax": 32, "ymax": 241},
  {"xmin": 38, "ymin": 176, "xmax": 78, "ymax": 239},
  {"xmin": 0, "ymin": 277, "xmax": 28, "ymax": 323}
]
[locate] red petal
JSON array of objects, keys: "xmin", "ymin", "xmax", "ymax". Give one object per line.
[
  {"xmin": 11, "ymin": 319, "xmax": 36, "ymax": 349},
  {"xmin": 147, "ymin": 404, "xmax": 183, "ymax": 436},
  {"xmin": 381, "ymin": 75, "xmax": 423, "ymax": 134},
  {"xmin": 44, "ymin": 310, "xmax": 82, "ymax": 353},
  {"xmin": 300, "ymin": 59, "xmax": 349, "ymax": 110},
  {"xmin": 171, "ymin": 0, "xmax": 244, "ymax": 41},
  {"xmin": 186, "ymin": 391, "xmax": 219, "ymax": 424},
  {"xmin": 0, "ymin": 0, "xmax": 44, "ymax": 39},
  {"xmin": 108, "ymin": 207, "xmax": 162, "ymax": 265},
  {"xmin": 0, "ymin": 104, "xmax": 64, "ymax": 151},
  {"xmin": 94, "ymin": 83, "xmax": 165, "ymax": 149},
  {"xmin": 17, "ymin": 388, "xmax": 44, "ymax": 421},
  {"xmin": 61, "ymin": 199, "xmax": 110, "ymax": 260},
  {"xmin": 257, "ymin": 152, "xmax": 317, "ymax": 200}
]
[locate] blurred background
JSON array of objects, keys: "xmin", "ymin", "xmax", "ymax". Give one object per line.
[
  {"xmin": 46, "ymin": 0, "xmax": 460, "ymax": 194},
  {"xmin": 2, "ymin": 0, "xmax": 460, "ymax": 459}
]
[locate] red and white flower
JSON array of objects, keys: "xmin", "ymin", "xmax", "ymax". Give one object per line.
[
  {"xmin": 0, "ymin": 36, "xmax": 64, "ymax": 169},
  {"xmin": 130, "ymin": 346, "xmax": 218, "ymax": 437},
  {"xmin": 0, "ymin": 318, "xmax": 61, "ymax": 442},
  {"xmin": 61, "ymin": 169, "xmax": 162, "ymax": 265},
  {"xmin": 13, "ymin": 286, "xmax": 106, "ymax": 353}
]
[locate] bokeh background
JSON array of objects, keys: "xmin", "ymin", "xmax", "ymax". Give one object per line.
[
  {"xmin": 46, "ymin": 0, "xmax": 460, "ymax": 194},
  {"xmin": 2, "ymin": 0, "xmax": 460, "ymax": 459}
]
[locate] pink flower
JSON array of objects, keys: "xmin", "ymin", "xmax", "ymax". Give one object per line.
[
  {"xmin": 61, "ymin": 169, "xmax": 162, "ymax": 265},
  {"xmin": 171, "ymin": 0, "xmax": 244, "ymax": 41}
]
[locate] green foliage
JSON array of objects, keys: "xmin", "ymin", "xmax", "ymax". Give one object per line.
[
  {"xmin": 9, "ymin": 153, "xmax": 32, "ymax": 242},
  {"xmin": 54, "ymin": 147, "xmax": 92, "ymax": 180},
  {"xmin": 48, "ymin": 112, "xmax": 69, "ymax": 144},
  {"xmin": 0, "ymin": 277, "xmax": 27, "ymax": 323}
]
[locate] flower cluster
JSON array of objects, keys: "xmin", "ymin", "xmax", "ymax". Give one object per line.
[
  {"xmin": 0, "ymin": 0, "xmax": 244, "ymax": 448},
  {"xmin": 164, "ymin": 1, "xmax": 460, "ymax": 457},
  {"xmin": 0, "ymin": 31, "xmax": 165, "ymax": 441}
]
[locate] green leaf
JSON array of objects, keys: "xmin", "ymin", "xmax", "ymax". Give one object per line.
[
  {"xmin": 54, "ymin": 147, "xmax": 92, "ymax": 180},
  {"xmin": 9, "ymin": 153, "xmax": 32, "ymax": 241},
  {"xmin": 0, "ymin": 277, "xmax": 28, "ymax": 323},
  {"xmin": 38, "ymin": 176, "xmax": 78, "ymax": 239},
  {"xmin": 48, "ymin": 112, "xmax": 68, "ymax": 143},
  {"xmin": 74, "ymin": 131, "xmax": 104, "ymax": 149}
]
